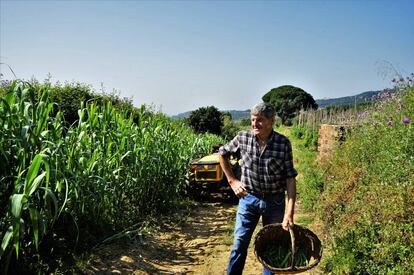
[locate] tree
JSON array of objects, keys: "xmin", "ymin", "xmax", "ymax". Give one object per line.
[
  {"xmin": 50, "ymin": 81, "xmax": 136, "ymax": 126},
  {"xmin": 262, "ymin": 85, "xmax": 317, "ymax": 125},
  {"xmin": 221, "ymin": 112, "xmax": 240, "ymax": 141},
  {"xmin": 187, "ymin": 106, "xmax": 223, "ymax": 135}
]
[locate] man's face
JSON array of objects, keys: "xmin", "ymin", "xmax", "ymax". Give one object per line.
[{"xmin": 251, "ymin": 114, "xmax": 275, "ymax": 137}]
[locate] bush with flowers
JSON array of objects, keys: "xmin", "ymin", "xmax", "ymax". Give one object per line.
[{"xmin": 319, "ymin": 74, "xmax": 414, "ymax": 273}]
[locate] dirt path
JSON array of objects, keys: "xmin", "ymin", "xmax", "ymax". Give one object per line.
[{"xmin": 86, "ymin": 195, "xmax": 323, "ymax": 274}]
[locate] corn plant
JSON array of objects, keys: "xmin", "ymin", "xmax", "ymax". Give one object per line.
[
  {"xmin": 0, "ymin": 80, "xmax": 225, "ymax": 273},
  {"xmin": 0, "ymin": 81, "xmax": 64, "ymax": 273}
]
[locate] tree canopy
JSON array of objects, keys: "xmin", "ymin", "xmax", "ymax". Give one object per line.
[
  {"xmin": 187, "ymin": 106, "xmax": 223, "ymax": 135},
  {"xmin": 262, "ymin": 85, "xmax": 317, "ymax": 125}
]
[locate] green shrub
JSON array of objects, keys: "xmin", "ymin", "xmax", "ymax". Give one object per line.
[
  {"xmin": 221, "ymin": 114, "xmax": 240, "ymax": 141},
  {"xmin": 50, "ymin": 81, "xmax": 94, "ymax": 125},
  {"xmin": 291, "ymin": 125, "xmax": 318, "ymax": 150}
]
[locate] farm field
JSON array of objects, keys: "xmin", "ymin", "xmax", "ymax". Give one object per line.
[
  {"xmin": 2, "ymin": 1, "xmax": 413, "ymax": 273},
  {"xmin": 82, "ymin": 126, "xmax": 325, "ymax": 274},
  {"xmin": 1, "ymin": 75, "xmax": 413, "ymax": 274}
]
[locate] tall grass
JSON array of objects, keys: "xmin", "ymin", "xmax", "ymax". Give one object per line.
[
  {"xmin": 0, "ymin": 80, "xmax": 225, "ymax": 273},
  {"xmin": 280, "ymin": 125, "xmax": 323, "ymax": 213}
]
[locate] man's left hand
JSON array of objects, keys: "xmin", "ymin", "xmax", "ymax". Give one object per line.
[{"xmin": 282, "ymin": 215, "xmax": 294, "ymax": 231}]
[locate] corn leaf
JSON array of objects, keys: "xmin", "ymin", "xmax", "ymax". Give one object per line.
[
  {"xmin": 28, "ymin": 171, "xmax": 46, "ymax": 196},
  {"xmin": 39, "ymin": 187, "xmax": 58, "ymax": 220},
  {"xmin": 0, "ymin": 226, "xmax": 13, "ymax": 257},
  {"xmin": 29, "ymin": 207, "xmax": 40, "ymax": 250},
  {"xmin": 25, "ymin": 154, "xmax": 42, "ymax": 195},
  {"xmin": 11, "ymin": 194, "xmax": 24, "ymax": 219}
]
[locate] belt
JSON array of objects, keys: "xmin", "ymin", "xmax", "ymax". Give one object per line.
[{"xmin": 248, "ymin": 191, "xmax": 283, "ymax": 199}]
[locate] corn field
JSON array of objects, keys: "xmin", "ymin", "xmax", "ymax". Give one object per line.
[{"xmin": 0, "ymin": 80, "xmax": 225, "ymax": 273}]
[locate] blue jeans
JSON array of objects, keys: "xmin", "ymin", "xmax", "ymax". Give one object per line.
[{"xmin": 226, "ymin": 192, "xmax": 285, "ymax": 275}]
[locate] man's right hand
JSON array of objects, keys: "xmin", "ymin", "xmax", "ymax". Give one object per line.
[
  {"xmin": 220, "ymin": 155, "xmax": 247, "ymax": 198},
  {"xmin": 229, "ymin": 179, "xmax": 248, "ymax": 198}
]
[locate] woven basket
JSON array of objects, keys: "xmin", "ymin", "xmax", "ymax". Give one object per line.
[{"xmin": 254, "ymin": 223, "xmax": 322, "ymax": 274}]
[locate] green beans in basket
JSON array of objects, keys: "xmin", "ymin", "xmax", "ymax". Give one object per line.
[
  {"xmin": 254, "ymin": 223, "xmax": 322, "ymax": 273},
  {"xmin": 263, "ymin": 244, "xmax": 309, "ymax": 268},
  {"xmin": 263, "ymin": 244, "xmax": 291, "ymax": 268}
]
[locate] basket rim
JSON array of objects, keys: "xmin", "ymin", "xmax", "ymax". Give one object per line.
[{"xmin": 253, "ymin": 223, "xmax": 323, "ymax": 272}]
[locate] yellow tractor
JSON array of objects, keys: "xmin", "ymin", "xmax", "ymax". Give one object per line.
[{"xmin": 187, "ymin": 145, "xmax": 240, "ymax": 199}]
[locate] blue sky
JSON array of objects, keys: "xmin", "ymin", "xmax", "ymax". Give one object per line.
[{"xmin": 1, "ymin": 0, "xmax": 413, "ymax": 115}]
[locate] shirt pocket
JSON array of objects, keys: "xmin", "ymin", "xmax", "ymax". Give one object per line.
[
  {"xmin": 240, "ymin": 152, "xmax": 253, "ymax": 168},
  {"xmin": 267, "ymin": 158, "xmax": 284, "ymax": 176}
]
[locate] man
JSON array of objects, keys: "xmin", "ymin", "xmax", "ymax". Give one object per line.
[{"xmin": 219, "ymin": 102, "xmax": 298, "ymax": 275}]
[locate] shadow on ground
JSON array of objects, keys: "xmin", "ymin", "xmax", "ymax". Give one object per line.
[
  {"xmin": 84, "ymin": 198, "xmax": 237, "ymax": 274},
  {"xmin": 189, "ymin": 186, "xmax": 239, "ymax": 204}
]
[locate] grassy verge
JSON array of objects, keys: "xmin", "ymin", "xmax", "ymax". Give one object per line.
[
  {"xmin": 318, "ymin": 84, "xmax": 414, "ymax": 274},
  {"xmin": 277, "ymin": 125, "xmax": 327, "ymax": 272},
  {"xmin": 277, "ymin": 126, "xmax": 323, "ymax": 212}
]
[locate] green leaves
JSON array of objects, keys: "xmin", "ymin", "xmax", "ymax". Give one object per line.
[{"xmin": 188, "ymin": 106, "xmax": 224, "ymax": 135}]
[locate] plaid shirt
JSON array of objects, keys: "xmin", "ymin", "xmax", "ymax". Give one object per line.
[{"xmin": 219, "ymin": 130, "xmax": 297, "ymax": 194}]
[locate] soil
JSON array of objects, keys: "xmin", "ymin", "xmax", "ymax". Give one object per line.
[{"xmin": 85, "ymin": 194, "xmax": 324, "ymax": 275}]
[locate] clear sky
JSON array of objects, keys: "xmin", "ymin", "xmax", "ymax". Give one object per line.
[{"xmin": 1, "ymin": 0, "xmax": 413, "ymax": 115}]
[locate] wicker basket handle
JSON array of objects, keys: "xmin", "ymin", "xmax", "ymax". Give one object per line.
[{"xmin": 288, "ymin": 224, "xmax": 295, "ymax": 269}]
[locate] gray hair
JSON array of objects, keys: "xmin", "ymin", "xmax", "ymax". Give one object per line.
[{"xmin": 251, "ymin": 102, "xmax": 275, "ymax": 118}]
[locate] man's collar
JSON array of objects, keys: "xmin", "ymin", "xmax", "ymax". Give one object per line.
[
  {"xmin": 268, "ymin": 130, "xmax": 276, "ymax": 142},
  {"xmin": 251, "ymin": 129, "xmax": 276, "ymax": 142}
]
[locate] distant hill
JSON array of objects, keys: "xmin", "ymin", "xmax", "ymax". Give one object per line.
[
  {"xmin": 222, "ymin": 110, "xmax": 251, "ymax": 121},
  {"xmin": 171, "ymin": 111, "xmax": 192, "ymax": 120},
  {"xmin": 172, "ymin": 90, "xmax": 383, "ymax": 119},
  {"xmin": 316, "ymin": 90, "xmax": 381, "ymax": 108},
  {"xmin": 172, "ymin": 109, "xmax": 250, "ymax": 121}
]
